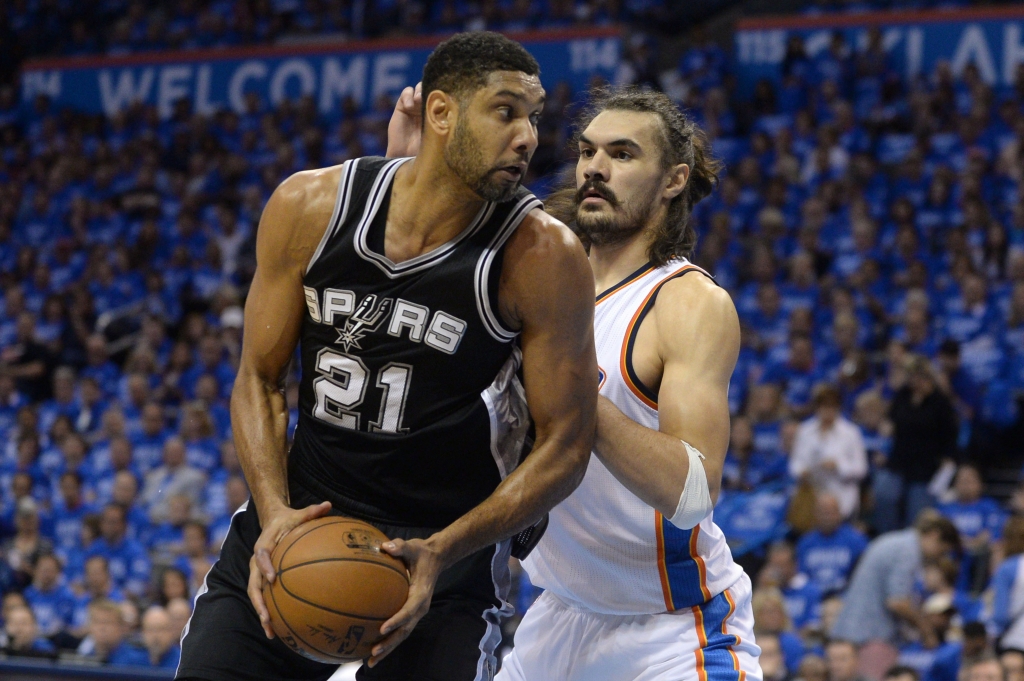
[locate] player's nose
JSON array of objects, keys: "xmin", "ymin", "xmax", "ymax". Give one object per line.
[
  {"xmin": 511, "ymin": 118, "xmax": 539, "ymax": 156},
  {"xmin": 584, "ymin": 151, "xmax": 608, "ymax": 183}
]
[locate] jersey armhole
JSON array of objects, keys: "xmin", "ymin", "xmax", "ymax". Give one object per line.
[
  {"xmin": 305, "ymin": 159, "xmax": 358, "ymax": 276},
  {"xmin": 622, "ymin": 266, "xmax": 717, "ymax": 407},
  {"xmin": 474, "ymin": 195, "xmax": 543, "ymax": 342}
]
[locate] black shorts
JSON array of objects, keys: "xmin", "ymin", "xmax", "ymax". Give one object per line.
[{"xmin": 176, "ymin": 488, "xmax": 512, "ymax": 681}]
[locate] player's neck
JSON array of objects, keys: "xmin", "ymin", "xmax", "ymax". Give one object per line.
[
  {"xmin": 386, "ymin": 157, "xmax": 486, "ymax": 259},
  {"xmin": 589, "ymin": 230, "xmax": 654, "ymax": 296}
]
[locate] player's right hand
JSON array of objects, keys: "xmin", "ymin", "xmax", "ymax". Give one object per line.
[{"xmin": 247, "ymin": 500, "xmax": 332, "ymax": 639}]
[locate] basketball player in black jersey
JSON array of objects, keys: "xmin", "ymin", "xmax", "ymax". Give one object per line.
[{"xmin": 176, "ymin": 33, "xmax": 597, "ymax": 681}]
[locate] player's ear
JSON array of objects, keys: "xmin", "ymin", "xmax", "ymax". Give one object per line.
[
  {"xmin": 425, "ymin": 91, "xmax": 455, "ymax": 137},
  {"xmin": 663, "ymin": 163, "xmax": 690, "ymax": 201}
]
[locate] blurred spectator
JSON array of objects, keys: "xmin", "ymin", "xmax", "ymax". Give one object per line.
[
  {"xmin": 965, "ymin": 658, "xmax": 1004, "ymax": 681},
  {"xmin": 875, "ymin": 356, "xmax": 959, "ymax": 532},
  {"xmin": 174, "ymin": 520, "xmax": 215, "ymax": 593},
  {"xmin": 797, "ymin": 655, "xmax": 828, "ymax": 681},
  {"xmin": 131, "ymin": 402, "xmax": 172, "ymax": 474},
  {"xmin": 1, "ymin": 312, "xmax": 54, "ymax": 401},
  {"xmin": 76, "ymin": 599, "xmax": 148, "ymax": 665},
  {"xmin": 896, "ymin": 593, "xmax": 959, "ymax": 679},
  {"xmin": 83, "ymin": 504, "xmax": 150, "ymax": 598},
  {"xmin": 789, "ymin": 386, "xmax": 868, "ymax": 519},
  {"xmin": 827, "ymin": 640, "xmax": 871, "ymax": 681},
  {"xmin": 723, "ymin": 414, "xmax": 788, "ymax": 490},
  {"xmin": 753, "ymin": 587, "xmax": 807, "ymax": 674},
  {"xmin": 796, "ymin": 492, "xmax": 868, "ymax": 594},
  {"xmin": 51, "ymin": 471, "xmax": 94, "ymax": 556},
  {"xmin": 140, "ymin": 605, "xmax": 180, "ymax": 669},
  {"xmin": 1001, "ymin": 650, "xmax": 1024, "ymax": 681},
  {"xmin": 22, "ymin": 553, "xmax": 74, "ymax": 639},
  {"xmin": 141, "ymin": 436, "xmax": 206, "ymax": 523},
  {"xmin": 146, "ymin": 493, "xmax": 193, "ymax": 561},
  {"xmin": 1, "ymin": 497, "xmax": 54, "ymax": 587},
  {"xmin": 71, "ymin": 555, "xmax": 124, "ymax": 638},
  {"xmin": 165, "ymin": 597, "xmax": 192, "ymax": 645},
  {"xmin": 1, "ymin": 605, "xmax": 56, "ymax": 658},
  {"xmin": 759, "ymin": 541, "xmax": 823, "ymax": 633},
  {"xmin": 991, "ymin": 516, "xmax": 1024, "ymax": 650},
  {"xmin": 760, "ymin": 633, "xmax": 789, "ymax": 681},
  {"xmin": 158, "ymin": 567, "xmax": 191, "ymax": 606},
  {"xmin": 935, "ymin": 463, "xmax": 1006, "ymax": 592},
  {"xmin": 832, "ymin": 515, "xmax": 961, "ymax": 680}
]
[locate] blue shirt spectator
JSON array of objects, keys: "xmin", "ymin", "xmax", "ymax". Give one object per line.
[
  {"xmin": 22, "ymin": 554, "xmax": 76, "ymax": 637},
  {"xmin": 796, "ymin": 495, "xmax": 868, "ymax": 594},
  {"xmin": 760, "ymin": 334, "xmax": 825, "ymax": 415},
  {"xmin": 2, "ymin": 605, "xmax": 57, "ymax": 657},
  {"xmin": 70, "ymin": 555, "xmax": 125, "ymax": 634},
  {"xmin": 935, "ymin": 465, "xmax": 1006, "ymax": 544},
  {"xmin": 761, "ymin": 542, "xmax": 822, "ymax": 632},
  {"xmin": 51, "ymin": 471, "xmax": 93, "ymax": 554},
  {"xmin": 85, "ymin": 505, "xmax": 151, "ymax": 598}
]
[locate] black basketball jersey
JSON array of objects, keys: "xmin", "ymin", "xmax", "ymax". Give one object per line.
[{"xmin": 289, "ymin": 156, "xmax": 541, "ymax": 527}]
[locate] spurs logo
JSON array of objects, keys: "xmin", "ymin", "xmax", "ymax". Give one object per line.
[{"xmin": 336, "ymin": 294, "xmax": 393, "ymax": 352}]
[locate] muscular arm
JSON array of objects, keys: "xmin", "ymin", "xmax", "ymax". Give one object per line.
[
  {"xmin": 372, "ymin": 211, "xmax": 597, "ymax": 664},
  {"xmin": 231, "ymin": 172, "xmax": 328, "ymax": 521},
  {"xmin": 231, "ymin": 167, "xmax": 341, "ymax": 638},
  {"xmin": 592, "ymin": 275, "xmax": 739, "ymax": 518},
  {"xmin": 430, "ymin": 212, "xmax": 597, "ymax": 564}
]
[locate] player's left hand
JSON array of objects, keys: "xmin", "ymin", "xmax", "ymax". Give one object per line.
[
  {"xmin": 368, "ymin": 536, "xmax": 444, "ymax": 666},
  {"xmin": 385, "ymin": 82, "xmax": 423, "ymax": 159}
]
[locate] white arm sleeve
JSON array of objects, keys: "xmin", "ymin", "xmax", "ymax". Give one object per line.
[{"xmin": 667, "ymin": 441, "xmax": 714, "ymax": 530}]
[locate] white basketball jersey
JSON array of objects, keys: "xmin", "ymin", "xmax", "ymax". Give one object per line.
[{"xmin": 524, "ymin": 258, "xmax": 744, "ymax": 616}]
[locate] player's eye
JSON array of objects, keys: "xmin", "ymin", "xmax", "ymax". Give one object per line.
[
  {"xmin": 616, "ymin": 151, "xmax": 632, "ymax": 161},
  {"xmin": 497, "ymin": 107, "xmax": 513, "ymax": 120},
  {"xmin": 580, "ymin": 148, "xmax": 594, "ymax": 158},
  {"xmin": 529, "ymin": 113, "xmax": 541, "ymax": 126}
]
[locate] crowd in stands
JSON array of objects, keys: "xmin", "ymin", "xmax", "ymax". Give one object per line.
[
  {"xmin": 0, "ymin": 0, "xmax": 995, "ymax": 77},
  {"xmin": 2, "ymin": 0, "xmax": 664, "ymax": 63},
  {"xmin": 1, "ymin": 0, "xmax": 1024, "ymax": 677}
]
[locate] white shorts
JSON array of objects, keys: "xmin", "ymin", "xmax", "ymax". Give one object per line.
[{"xmin": 497, "ymin": 574, "xmax": 762, "ymax": 681}]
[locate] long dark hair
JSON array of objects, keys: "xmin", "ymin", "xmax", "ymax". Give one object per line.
[{"xmin": 547, "ymin": 86, "xmax": 722, "ymax": 265}]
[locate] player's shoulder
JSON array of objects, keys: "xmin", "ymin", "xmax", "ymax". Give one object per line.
[
  {"xmin": 257, "ymin": 163, "xmax": 348, "ymax": 262},
  {"xmin": 655, "ymin": 266, "xmax": 738, "ymax": 333},
  {"xmin": 504, "ymin": 207, "xmax": 589, "ymax": 273},
  {"xmin": 269, "ymin": 163, "xmax": 347, "ymax": 217}
]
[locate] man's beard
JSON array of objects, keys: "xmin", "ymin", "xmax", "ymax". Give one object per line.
[
  {"xmin": 574, "ymin": 178, "xmax": 660, "ymax": 247},
  {"xmin": 444, "ymin": 119, "xmax": 525, "ymax": 203}
]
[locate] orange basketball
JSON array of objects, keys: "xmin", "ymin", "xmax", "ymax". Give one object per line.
[{"xmin": 263, "ymin": 516, "xmax": 410, "ymax": 663}]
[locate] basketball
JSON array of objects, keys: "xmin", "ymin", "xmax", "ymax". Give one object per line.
[{"xmin": 262, "ymin": 516, "xmax": 410, "ymax": 663}]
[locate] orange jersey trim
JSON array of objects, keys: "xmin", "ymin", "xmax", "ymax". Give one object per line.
[
  {"xmin": 654, "ymin": 510, "xmax": 675, "ymax": 612},
  {"xmin": 618, "ymin": 264, "xmax": 704, "ymax": 409},
  {"xmin": 595, "ymin": 263, "xmax": 656, "ymax": 306},
  {"xmin": 690, "ymin": 524, "xmax": 712, "ymax": 602},
  {"xmin": 693, "ymin": 604, "xmax": 709, "ymax": 681}
]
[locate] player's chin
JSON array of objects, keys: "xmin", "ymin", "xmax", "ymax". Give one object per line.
[{"xmin": 479, "ymin": 177, "xmax": 520, "ymax": 203}]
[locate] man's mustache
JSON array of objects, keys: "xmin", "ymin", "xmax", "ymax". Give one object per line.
[{"xmin": 575, "ymin": 179, "xmax": 619, "ymax": 207}]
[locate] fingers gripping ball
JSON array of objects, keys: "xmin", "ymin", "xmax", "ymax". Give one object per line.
[{"xmin": 263, "ymin": 517, "xmax": 410, "ymax": 662}]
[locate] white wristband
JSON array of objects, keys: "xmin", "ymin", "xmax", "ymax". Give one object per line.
[{"xmin": 667, "ymin": 441, "xmax": 714, "ymax": 530}]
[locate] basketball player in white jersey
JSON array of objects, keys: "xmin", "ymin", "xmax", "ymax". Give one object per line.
[{"xmin": 388, "ymin": 85, "xmax": 760, "ymax": 681}]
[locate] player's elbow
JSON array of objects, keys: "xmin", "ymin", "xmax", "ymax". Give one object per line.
[
  {"xmin": 662, "ymin": 451, "xmax": 721, "ymax": 530},
  {"xmin": 230, "ymin": 363, "xmax": 283, "ymax": 409}
]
